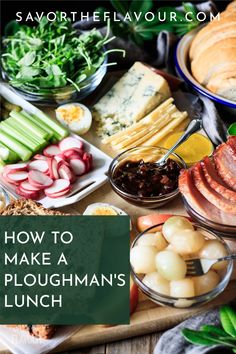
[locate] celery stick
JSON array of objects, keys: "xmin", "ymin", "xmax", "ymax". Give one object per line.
[
  {"xmin": 22, "ymin": 111, "xmax": 54, "ymax": 139},
  {"xmin": 6, "ymin": 118, "xmax": 46, "ymax": 146},
  {"xmin": 32, "ymin": 115, "xmax": 61, "ymax": 142},
  {"xmin": 0, "ymin": 122, "xmax": 40, "ymax": 152},
  {"xmin": 0, "ymin": 159, "xmax": 5, "ymax": 170},
  {"xmin": 20, "ymin": 110, "xmax": 33, "ymax": 120},
  {"xmin": 0, "ymin": 146, "xmax": 9, "ymax": 161},
  {"xmin": 0, "ymin": 131, "xmax": 31, "ymax": 161},
  {"xmin": 0, "ymin": 142, "xmax": 18, "ymax": 162},
  {"xmin": 9, "ymin": 111, "xmax": 49, "ymax": 140},
  {"xmin": 33, "ymin": 112, "xmax": 68, "ymax": 140}
]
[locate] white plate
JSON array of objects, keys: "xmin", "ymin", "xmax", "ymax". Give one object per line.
[{"xmin": 0, "ymin": 83, "xmax": 112, "ymax": 208}]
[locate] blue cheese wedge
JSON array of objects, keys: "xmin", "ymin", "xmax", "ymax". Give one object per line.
[{"xmin": 93, "ymin": 62, "xmax": 171, "ymax": 138}]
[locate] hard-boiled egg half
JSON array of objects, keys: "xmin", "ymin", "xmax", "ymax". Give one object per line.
[
  {"xmin": 55, "ymin": 103, "xmax": 92, "ymax": 135},
  {"xmin": 83, "ymin": 203, "xmax": 127, "ymax": 216}
]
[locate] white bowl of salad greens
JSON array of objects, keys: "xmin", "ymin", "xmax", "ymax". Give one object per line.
[{"xmin": 1, "ymin": 14, "xmax": 120, "ymax": 105}]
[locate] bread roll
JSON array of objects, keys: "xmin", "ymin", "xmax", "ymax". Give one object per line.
[
  {"xmin": 189, "ymin": 18, "xmax": 236, "ymax": 59},
  {"xmin": 190, "ymin": 1, "xmax": 236, "ymax": 102},
  {"xmin": 227, "ymin": 0, "xmax": 236, "ymax": 10},
  {"xmin": 207, "ymin": 73, "xmax": 236, "ymax": 102},
  {"xmin": 190, "ymin": 29, "xmax": 236, "ymax": 62},
  {"xmin": 192, "ymin": 42, "xmax": 236, "ymax": 84}
]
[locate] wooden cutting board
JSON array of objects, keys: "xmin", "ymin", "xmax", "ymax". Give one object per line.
[{"xmin": 55, "ymin": 280, "xmax": 236, "ymax": 352}]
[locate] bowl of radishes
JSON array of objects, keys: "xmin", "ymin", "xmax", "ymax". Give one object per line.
[{"xmin": 1, "ymin": 137, "xmax": 93, "ymax": 200}]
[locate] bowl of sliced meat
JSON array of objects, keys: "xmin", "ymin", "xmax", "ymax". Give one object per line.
[{"xmin": 179, "ymin": 136, "xmax": 236, "ymax": 238}]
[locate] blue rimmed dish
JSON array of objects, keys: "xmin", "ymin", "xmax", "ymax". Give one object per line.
[{"xmin": 175, "ymin": 26, "xmax": 236, "ymax": 117}]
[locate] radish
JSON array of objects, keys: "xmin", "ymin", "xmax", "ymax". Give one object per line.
[
  {"xmin": 58, "ymin": 164, "xmax": 75, "ymax": 182},
  {"xmin": 66, "ymin": 152, "xmax": 83, "ymax": 161},
  {"xmin": 28, "ymin": 170, "xmax": 53, "ymax": 188},
  {"xmin": 45, "ymin": 179, "xmax": 70, "ymax": 197},
  {"xmin": 54, "ymin": 154, "xmax": 66, "ymax": 164},
  {"xmin": 52, "ymin": 159, "xmax": 59, "ymax": 180},
  {"xmin": 47, "ymin": 158, "xmax": 59, "ymax": 180},
  {"xmin": 59, "ymin": 137, "xmax": 83, "ymax": 152},
  {"xmin": 57, "ymin": 159, "xmax": 70, "ymax": 169},
  {"xmin": 70, "ymin": 158, "xmax": 86, "ymax": 176},
  {"xmin": 20, "ymin": 181, "xmax": 41, "ymax": 192},
  {"xmin": 7, "ymin": 171, "xmax": 28, "ymax": 183},
  {"xmin": 83, "ymin": 152, "xmax": 93, "ymax": 172},
  {"xmin": 46, "ymin": 188, "xmax": 70, "ymax": 198},
  {"xmin": 3, "ymin": 172, "xmax": 19, "ymax": 185},
  {"xmin": 16, "ymin": 186, "xmax": 40, "ymax": 200},
  {"xmin": 63, "ymin": 148, "xmax": 83, "ymax": 159},
  {"xmin": 54, "ymin": 155, "xmax": 70, "ymax": 169},
  {"xmin": 43, "ymin": 145, "xmax": 61, "ymax": 157},
  {"xmin": 4, "ymin": 163, "xmax": 28, "ymax": 172},
  {"xmin": 34, "ymin": 154, "xmax": 47, "ymax": 160},
  {"xmin": 28, "ymin": 160, "xmax": 49, "ymax": 173}
]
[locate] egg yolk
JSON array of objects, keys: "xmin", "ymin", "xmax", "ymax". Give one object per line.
[
  {"xmin": 57, "ymin": 105, "xmax": 84, "ymax": 123},
  {"xmin": 91, "ymin": 207, "xmax": 118, "ymax": 215}
]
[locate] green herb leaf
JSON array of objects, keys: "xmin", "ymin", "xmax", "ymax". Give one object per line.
[
  {"xmin": 17, "ymin": 66, "xmax": 40, "ymax": 79},
  {"xmin": 200, "ymin": 325, "xmax": 229, "ymax": 337},
  {"xmin": 110, "ymin": 0, "xmax": 130, "ymax": 17},
  {"xmin": 4, "ymin": 20, "xmax": 21, "ymax": 36},
  {"xmin": 94, "ymin": 7, "xmax": 108, "ymax": 22},
  {"xmin": 158, "ymin": 7, "xmax": 186, "ymax": 22},
  {"xmin": 220, "ymin": 306, "xmax": 236, "ymax": 337},
  {"xmin": 228, "ymin": 123, "xmax": 236, "ymax": 136},
  {"xmin": 181, "ymin": 328, "xmax": 219, "ymax": 346},
  {"xmin": 183, "ymin": 2, "xmax": 198, "ymax": 20},
  {"xmin": 18, "ymin": 51, "xmax": 36, "ymax": 67},
  {"xmin": 130, "ymin": 0, "xmax": 153, "ymax": 18}
]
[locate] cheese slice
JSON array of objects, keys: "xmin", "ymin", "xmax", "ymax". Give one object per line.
[
  {"xmin": 112, "ymin": 106, "xmax": 177, "ymax": 150},
  {"xmin": 141, "ymin": 112, "xmax": 188, "ymax": 147},
  {"xmin": 102, "ymin": 98, "xmax": 174, "ymax": 144},
  {"xmin": 93, "ymin": 62, "xmax": 171, "ymax": 138}
]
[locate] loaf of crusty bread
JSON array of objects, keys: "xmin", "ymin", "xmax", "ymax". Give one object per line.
[
  {"xmin": 7, "ymin": 325, "xmax": 56, "ymax": 339},
  {"xmin": 227, "ymin": 0, "xmax": 236, "ymax": 10},
  {"xmin": 190, "ymin": 0, "xmax": 236, "ymax": 102},
  {"xmin": 0, "ymin": 199, "xmax": 67, "ymax": 215}
]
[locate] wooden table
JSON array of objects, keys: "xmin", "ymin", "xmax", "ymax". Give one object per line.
[{"xmin": 59, "ymin": 332, "xmax": 163, "ymax": 354}]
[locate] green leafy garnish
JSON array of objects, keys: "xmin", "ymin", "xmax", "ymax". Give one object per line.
[
  {"xmin": 228, "ymin": 123, "xmax": 236, "ymax": 136},
  {"xmin": 181, "ymin": 305, "xmax": 236, "ymax": 352},
  {"xmin": 96, "ymin": 1, "xmax": 201, "ymax": 46},
  {"xmin": 1, "ymin": 13, "xmax": 125, "ymax": 93},
  {"xmin": 220, "ymin": 305, "xmax": 236, "ymax": 338}
]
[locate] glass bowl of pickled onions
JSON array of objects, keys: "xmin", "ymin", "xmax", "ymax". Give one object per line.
[{"xmin": 130, "ymin": 216, "xmax": 233, "ymax": 308}]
